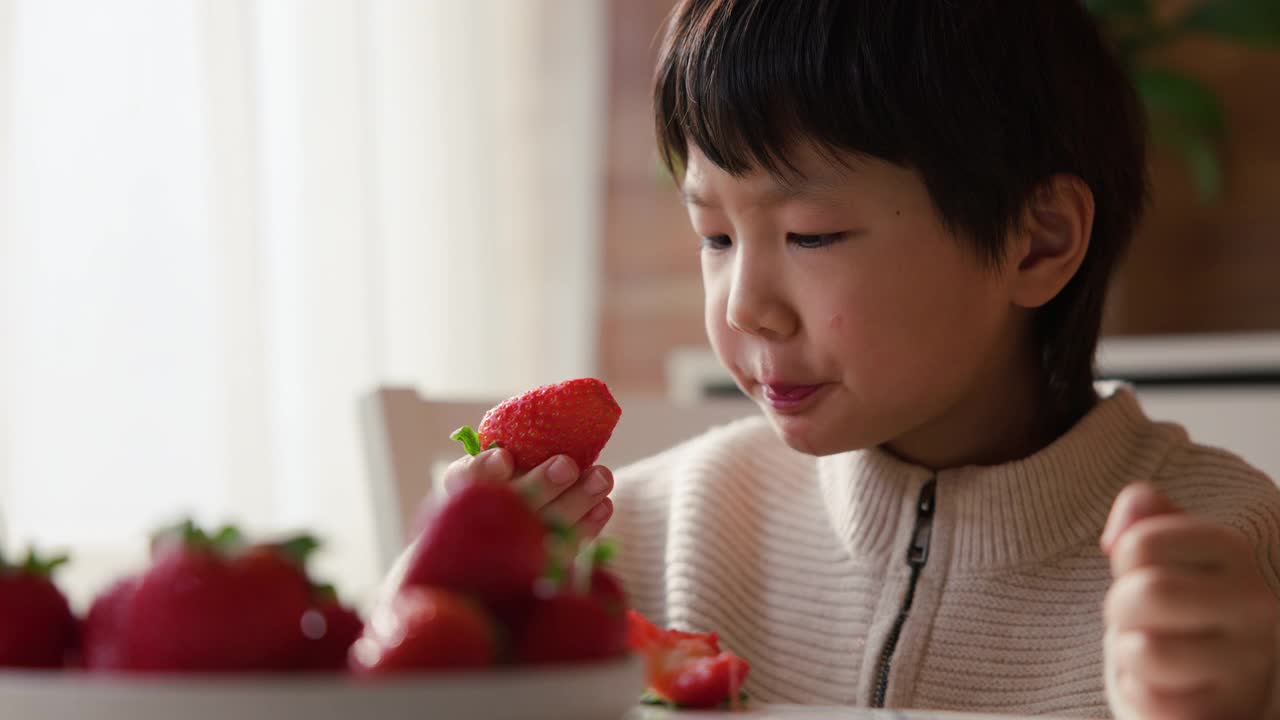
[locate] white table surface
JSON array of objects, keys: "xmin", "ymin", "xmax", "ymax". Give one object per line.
[{"xmin": 627, "ymin": 705, "xmax": 1075, "ymax": 720}]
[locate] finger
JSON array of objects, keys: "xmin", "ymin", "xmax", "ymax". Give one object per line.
[
  {"xmin": 442, "ymin": 447, "xmax": 513, "ymax": 494},
  {"xmin": 1106, "ymin": 567, "xmax": 1230, "ymax": 634},
  {"xmin": 513, "ymin": 455, "xmax": 579, "ymax": 510},
  {"xmin": 543, "ymin": 466, "xmax": 614, "ymax": 526},
  {"xmin": 1102, "ymin": 482, "xmax": 1181, "ymax": 554},
  {"xmin": 573, "ymin": 497, "xmax": 614, "ymax": 541},
  {"xmin": 1109, "ymin": 515, "xmax": 1246, "ymax": 578},
  {"xmin": 1109, "ymin": 629, "xmax": 1231, "ymax": 693},
  {"xmin": 1112, "ymin": 667, "xmax": 1228, "ymax": 720}
]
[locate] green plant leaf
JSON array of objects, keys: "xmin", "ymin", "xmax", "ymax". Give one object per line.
[
  {"xmin": 1179, "ymin": 133, "xmax": 1225, "ymax": 201},
  {"xmin": 1152, "ymin": 119, "xmax": 1225, "ymax": 202},
  {"xmin": 1134, "ymin": 68, "xmax": 1226, "ymax": 138},
  {"xmin": 1182, "ymin": 0, "xmax": 1280, "ymax": 46},
  {"xmin": 1085, "ymin": 0, "xmax": 1151, "ymax": 18}
]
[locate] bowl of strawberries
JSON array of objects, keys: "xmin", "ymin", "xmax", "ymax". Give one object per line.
[{"xmin": 0, "ymin": 378, "xmax": 645, "ymax": 720}]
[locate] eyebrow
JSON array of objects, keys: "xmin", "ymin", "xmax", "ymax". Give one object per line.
[{"xmin": 680, "ymin": 175, "xmax": 845, "ymax": 208}]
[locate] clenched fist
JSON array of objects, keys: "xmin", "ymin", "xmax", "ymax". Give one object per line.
[{"xmin": 1102, "ymin": 483, "xmax": 1280, "ymax": 720}]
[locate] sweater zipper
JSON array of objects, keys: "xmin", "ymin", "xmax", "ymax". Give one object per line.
[{"xmin": 871, "ymin": 478, "xmax": 936, "ymax": 708}]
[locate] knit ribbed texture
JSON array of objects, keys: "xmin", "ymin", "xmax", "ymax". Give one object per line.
[{"xmin": 605, "ymin": 384, "xmax": 1280, "ymax": 716}]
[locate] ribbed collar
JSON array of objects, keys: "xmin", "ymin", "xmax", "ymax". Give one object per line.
[{"xmin": 817, "ymin": 383, "xmax": 1169, "ymax": 572}]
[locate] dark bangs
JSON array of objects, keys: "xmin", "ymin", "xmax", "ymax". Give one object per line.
[{"xmin": 654, "ymin": 1, "xmax": 897, "ymax": 177}]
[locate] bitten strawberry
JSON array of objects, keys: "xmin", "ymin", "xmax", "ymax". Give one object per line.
[
  {"xmin": 629, "ymin": 611, "xmax": 751, "ymax": 710},
  {"xmin": 0, "ymin": 548, "xmax": 77, "ymax": 669},
  {"xmin": 118, "ymin": 522, "xmax": 312, "ymax": 672},
  {"xmin": 349, "ymin": 587, "xmax": 498, "ymax": 673},
  {"xmin": 400, "ymin": 481, "xmax": 546, "ymax": 603},
  {"xmin": 452, "ymin": 378, "xmax": 622, "ymax": 473}
]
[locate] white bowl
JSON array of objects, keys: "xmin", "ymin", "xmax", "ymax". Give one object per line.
[{"xmin": 0, "ymin": 655, "xmax": 644, "ymax": 720}]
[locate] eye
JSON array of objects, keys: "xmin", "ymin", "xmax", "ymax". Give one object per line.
[
  {"xmin": 701, "ymin": 235, "xmax": 733, "ymax": 251},
  {"xmin": 787, "ymin": 232, "xmax": 847, "ymax": 250}
]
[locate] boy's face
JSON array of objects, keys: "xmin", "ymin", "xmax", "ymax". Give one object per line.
[{"xmin": 684, "ymin": 143, "xmax": 1028, "ymax": 459}]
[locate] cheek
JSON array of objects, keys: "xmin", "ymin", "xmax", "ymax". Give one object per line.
[
  {"xmin": 702, "ymin": 260, "xmax": 733, "ymax": 357},
  {"xmin": 822, "ymin": 249, "xmax": 1007, "ymax": 391}
]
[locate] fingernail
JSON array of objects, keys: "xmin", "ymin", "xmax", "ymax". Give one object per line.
[
  {"xmin": 588, "ymin": 499, "xmax": 612, "ymax": 520},
  {"xmin": 584, "ymin": 469, "xmax": 610, "ymax": 495},
  {"xmin": 483, "ymin": 449, "xmax": 511, "ymax": 476},
  {"xmin": 1100, "ymin": 482, "xmax": 1179, "ymax": 553},
  {"xmin": 549, "ymin": 456, "xmax": 576, "ymax": 486}
]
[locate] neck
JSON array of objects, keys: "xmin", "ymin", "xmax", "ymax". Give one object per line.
[{"xmin": 884, "ymin": 335, "xmax": 1096, "ymax": 471}]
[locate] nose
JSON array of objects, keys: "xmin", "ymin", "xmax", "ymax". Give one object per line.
[{"xmin": 725, "ymin": 247, "xmax": 798, "ymax": 340}]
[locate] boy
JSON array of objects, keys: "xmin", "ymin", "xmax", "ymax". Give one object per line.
[{"xmin": 436, "ymin": 1, "xmax": 1280, "ymax": 717}]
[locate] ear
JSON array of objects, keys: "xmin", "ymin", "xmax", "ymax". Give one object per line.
[{"xmin": 1008, "ymin": 174, "xmax": 1094, "ymax": 309}]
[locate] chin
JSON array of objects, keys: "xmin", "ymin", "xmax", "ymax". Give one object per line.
[
  {"xmin": 762, "ymin": 404, "xmax": 896, "ymax": 453},
  {"xmin": 765, "ymin": 412, "xmax": 870, "ymax": 457}
]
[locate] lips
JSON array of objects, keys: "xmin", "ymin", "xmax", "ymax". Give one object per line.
[
  {"xmin": 759, "ymin": 382, "xmax": 827, "ymax": 413},
  {"xmin": 762, "ymin": 384, "xmax": 823, "ymax": 402}
]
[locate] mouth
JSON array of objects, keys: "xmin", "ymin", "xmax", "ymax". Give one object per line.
[{"xmin": 759, "ymin": 382, "xmax": 828, "ymax": 414}]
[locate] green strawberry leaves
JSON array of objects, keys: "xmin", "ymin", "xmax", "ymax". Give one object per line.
[
  {"xmin": 539, "ymin": 518, "xmax": 619, "ymax": 593},
  {"xmin": 451, "ymin": 426, "xmax": 500, "ymax": 457},
  {"xmin": 310, "ymin": 582, "xmax": 339, "ymax": 603},
  {"xmin": 452, "ymin": 426, "xmax": 484, "ymax": 456},
  {"xmin": 0, "ymin": 546, "xmax": 70, "ymax": 577},
  {"xmin": 639, "ymin": 688, "xmax": 751, "ymax": 710},
  {"xmin": 591, "ymin": 540, "xmax": 618, "ymax": 566},
  {"xmin": 273, "ymin": 534, "xmax": 322, "ymax": 569},
  {"xmin": 151, "ymin": 518, "xmax": 246, "ymax": 555}
]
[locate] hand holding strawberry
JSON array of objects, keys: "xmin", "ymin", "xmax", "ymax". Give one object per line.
[
  {"xmin": 442, "ymin": 378, "xmax": 622, "ymax": 539},
  {"xmin": 364, "ymin": 415, "xmax": 634, "ymax": 675},
  {"xmin": 459, "ymin": 378, "xmax": 622, "ymax": 473}
]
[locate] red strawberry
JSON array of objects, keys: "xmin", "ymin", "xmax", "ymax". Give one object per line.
[
  {"xmin": 401, "ymin": 481, "xmax": 546, "ymax": 604},
  {"xmin": 516, "ymin": 581, "xmax": 628, "ymax": 665},
  {"xmin": 349, "ymin": 587, "xmax": 498, "ymax": 673},
  {"xmin": 119, "ymin": 522, "xmax": 312, "ymax": 672},
  {"xmin": 82, "ymin": 576, "xmax": 139, "ymax": 671},
  {"xmin": 452, "ymin": 378, "xmax": 621, "ymax": 473},
  {"xmin": 628, "ymin": 611, "xmax": 751, "ymax": 709},
  {"xmin": 0, "ymin": 548, "xmax": 77, "ymax": 669},
  {"xmin": 517, "ymin": 545, "xmax": 629, "ymax": 665},
  {"xmin": 588, "ymin": 567, "xmax": 627, "ymax": 617},
  {"xmin": 297, "ymin": 586, "xmax": 364, "ymax": 671}
]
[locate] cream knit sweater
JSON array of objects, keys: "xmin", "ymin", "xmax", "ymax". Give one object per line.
[{"xmin": 604, "ymin": 384, "xmax": 1280, "ymax": 715}]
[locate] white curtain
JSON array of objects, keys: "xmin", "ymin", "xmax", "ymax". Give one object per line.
[{"xmin": 0, "ymin": 0, "xmax": 606, "ymax": 607}]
